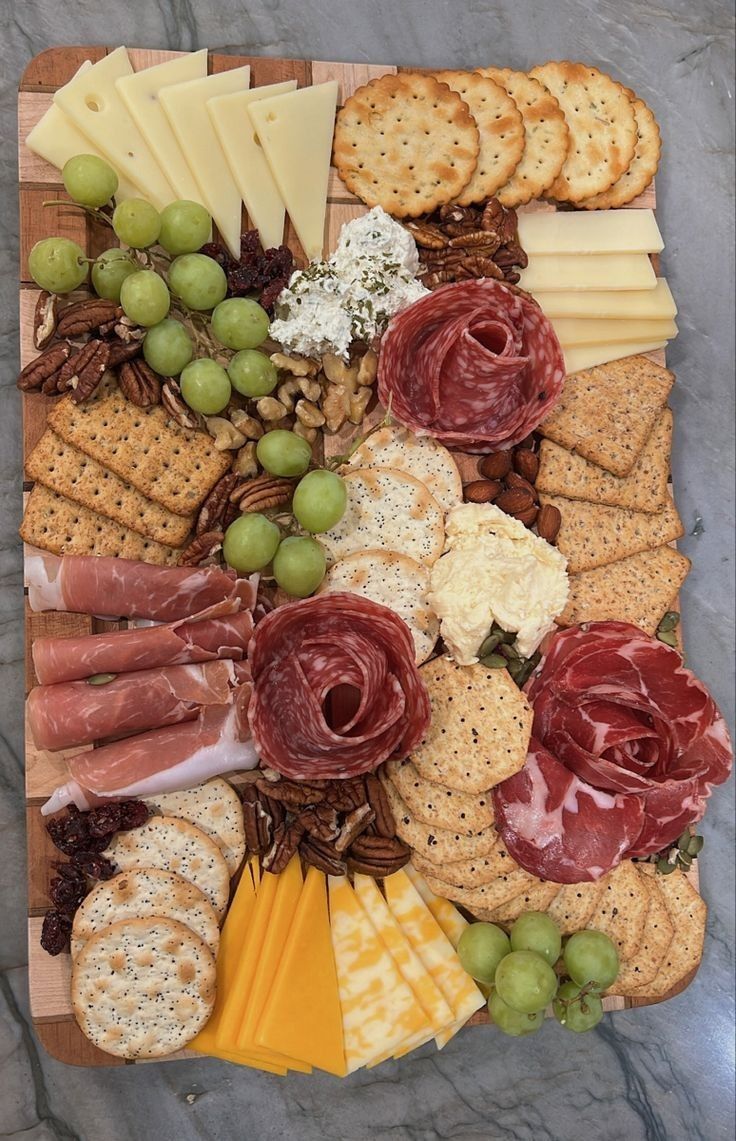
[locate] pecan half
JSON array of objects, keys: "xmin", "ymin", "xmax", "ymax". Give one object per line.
[
  {"xmin": 334, "ymin": 804, "xmax": 375, "ymax": 853},
  {"xmin": 229, "ymin": 473, "xmax": 297, "ymax": 513},
  {"xmin": 61, "ymin": 340, "xmax": 110, "ymax": 403},
  {"xmin": 255, "ymin": 777, "xmax": 326, "ymax": 810},
  {"xmin": 33, "ymin": 291, "xmax": 58, "ymax": 349},
  {"xmin": 177, "ymin": 530, "xmax": 223, "ymax": 567},
  {"xmin": 56, "ymin": 298, "xmax": 121, "ymax": 338},
  {"xmin": 162, "ymin": 380, "xmax": 203, "ymax": 430},
  {"xmin": 299, "ymin": 835, "xmax": 347, "ymax": 877},
  {"xmin": 17, "ymin": 342, "xmax": 71, "ymax": 392},
  {"xmin": 263, "ymin": 820, "xmax": 305, "ymax": 874},
  {"xmin": 106, "ymin": 337, "xmax": 143, "ymax": 368},
  {"xmin": 297, "ymin": 803, "xmax": 341, "ymax": 843},
  {"xmin": 448, "ymin": 230, "xmax": 501, "ymax": 252},
  {"xmin": 241, "ymin": 785, "xmax": 272, "ymax": 854},
  {"xmin": 347, "ymin": 833, "xmax": 411, "ymax": 877},
  {"xmin": 322, "ymin": 778, "xmax": 367, "ymax": 813},
  {"xmin": 404, "ymin": 221, "xmax": 448, "ymax": 249},
  {"xmin": 196, "ymin": 472, "xmax": 242, "ymax": 536},
  {"xmin": 118, "ymin": 359, "xmax": 161, "ymax": 407},
  {"xmin": 365, "ymin": 774, "xmax": 396, "ymax": 839}
]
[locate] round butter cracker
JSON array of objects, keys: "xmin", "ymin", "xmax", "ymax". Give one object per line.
[
  {"xmin": 345, "ymin": 424, "xmax": 462, "ymax": 514},
  {"xmin": 581, "ymin": 96, "xmax": 661, "ymax": 209}
]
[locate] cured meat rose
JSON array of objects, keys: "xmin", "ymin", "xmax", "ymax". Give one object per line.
[
  {"xmin": 377, "ymin": 279, "xmax": 565, "ymax": 450},
  {"xmin": 248, "ymin": 592, "xmax": 431, "ymax": 779},
  {"xmin": 493, "ymin": 622, "xmax": 733, "ymax": 881},
  {"xmin": 26, "ymin": 553, "xmax": 257, "ymax": 621}
]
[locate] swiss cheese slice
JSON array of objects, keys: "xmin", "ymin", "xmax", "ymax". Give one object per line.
[
  {"xmin": 256, "ymin": 867, "xmax": 346, "ymax": 1076},
  {"xmin": 208, "ymin": 80, "xmax": 297, "ymax": 251},
  {"xmin": 519, "ymin": 252, "xmax": 657, "ymax": 292},
  {"xmin": 517, "ymin": 208, "xmax": 663, "ymax": 255},
  {"xmin": 116, "ymin": 50, "xmax": 208, "ymax": 206},
  {"xmin": 533, "ymin": 278, "xmax": 677, "ymax": 320},
  {"xmin": 564, "ymin": 341, "xmax": 667, "ymax": 375},
  {"xmin": 247, "ymin": 82, "xmax": 338, "ymax": 260},
  {"xmin": 52, "ymin": 47, "xmax": 175, "ymax": 210},
  {"xmin": 328, "ymin": 874, "xmax": 428, "ymax": 1072},
  {"xmin": 552, "ymin": 317, "xmax": 677, "ymax": 347},
  {"xmin": 404, "ymin": 864, "xmax": 469, "ymax": 950},
  {"xmin": 159, "ymin": 67, "xmax": 251, "ymax": 258}
]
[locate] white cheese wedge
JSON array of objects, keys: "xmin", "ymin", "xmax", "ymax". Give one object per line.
[
  {"xmin": 533, "ymin": 278, "xmax": 677, "ymax": 320},
  {"xmin": 564, "ymin": 341, "xmax": 667, "ymax": 375},
  {"xmin": 248, "ymin": 82, "xmax": 338, "ymax": 260},
  {"xmin": 52, "ymin": 47, "xmax": 175, "ymax": 210},
  {"xmin": 115, "ymin": 50, "xmax": 208, "ymax": 206},
  {"xmin": 520, "ymin": 252, "xmax": 657, "ymax": 292},
  {"xmin": 159, "ymin": 66, "xmax": 251, "ymax": 259},
  {"xmin": 518, "ymin": 208, "xmax": 663, "ymax": 255},
  {"xmin": 207, "ymin": 80, "xmax": 297, "ymax": 252},
  {"xmin": 553, "ymin": 316, "xmax": 677, "ymax": 346}
]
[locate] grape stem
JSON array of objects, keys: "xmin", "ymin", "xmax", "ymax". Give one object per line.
[
  {"xmin": 42, "ymin": 200, "xmax": 114, "ymax": 229},
  {"xmin": 557, "ymin": 979, "xmax": 601, "ymax": 1010},
  {"xmin": 326, "ymin": 398, "xmax": 395, "ymax": 469}
]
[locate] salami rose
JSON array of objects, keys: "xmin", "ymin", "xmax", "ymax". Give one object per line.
[
  {"xmin": 377, "ymin": 279, "xmax": 565, "ymax": 450},
  {"xmin": 247, "ymin": 593, "xmax": 431, "ymax": 779}
]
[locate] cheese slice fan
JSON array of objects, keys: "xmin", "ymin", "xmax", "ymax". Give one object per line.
[
  {"xmin": 248, "ymin": 82, "xmax": 338, "ymax": 261},
  {"xmin": 52, "ymin": 47, "xmax": 175, "ymax": 210},
  {"xmin": 533, "ymin": 278, "xmax": 677, "ymax": 321},
  {"xmin": 404, "ymin": 864, "xmax": 469, "ymax": 950},
  {"xmin": 552, "ymin": 317, "xmax": 677, "ymax": 347}
]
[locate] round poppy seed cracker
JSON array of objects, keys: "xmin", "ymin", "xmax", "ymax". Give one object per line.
[
  {"xmin": 411, "ymin": 844, "xmax": 516, "ymax": 888},
  {"xmin": 384, "ymin": 756, "xmax": 495, "ymax": 835},
  {"xmin": 333, "ymin": 71, "xmax": 480, "ymax": 217},
  {"xmin": 345, "ymin": 424, "xmax": 463, "ymax": 513},
  {"xmin": 71, "ymin": 917, "xmax": 216, "ymax": 1059},
  {"xmin": 433, "ymin": 70, "xmax": 524, "ymax": 203},
  {"xmin": 144, "ymin": 778, "xmax": 245, "ymax": 877},
  {"xmin": 477, "ymin": 67, "xmax": 569, "ymax": 205},
  {"xmin": 528, "ymin": 61, "xmax": 637, "ymax": 202},
  {"xmin": 581, "ymin": 96, "xmax": 661, "ymax": 209},
  {"xmin": 106, "ymin": 816, "xmax": 230, "ymax": 920},
  {"xmin": 382, "ymin": 778, "xmax": 498, "ymax": 866},
  {"xmin": 71, "ymin": 869, "xmax": 221, "ymax": 960},
  {"xmin": 419, "ymin": 865, "xmax": 541, "ymax": 915}
]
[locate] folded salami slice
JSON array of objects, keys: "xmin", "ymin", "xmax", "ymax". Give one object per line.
[
  {"xmin": 377, "ymin": 279, "xmax": 565, "ymax": 450},
  {"xmin": 28, "ymin": 660, "xmax": 243, "ymax": 751},
  {"xmin": 26, "ymin": 553, "xmax": 257, "ymax": 621},
  {"xmin": 248, "ymin": 593, "xmax": 431, "ymax": 779}
]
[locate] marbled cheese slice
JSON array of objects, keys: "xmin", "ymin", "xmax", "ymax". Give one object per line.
[{"xmin": 405, "ymin": 864, "xmax": 469, "ymax": 949}]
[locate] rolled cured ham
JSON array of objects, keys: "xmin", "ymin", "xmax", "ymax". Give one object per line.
[
  {"xmin": 41, "ymin": 682, "xmax": 256, "ymax": 815},
  {"xmin": 27, "ymin": 553, "xmax": 257, "ymax": 621},
  {"xmin": 32, "ymin": 608, "xmax": 253, "ymax": 685},
  {"xmin": 28, "ymin": 660, "xmax": 244, "ymax": 751}
]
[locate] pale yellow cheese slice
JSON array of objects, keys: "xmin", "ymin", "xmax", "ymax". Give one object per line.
[
  {"xmin": 208, "ymin": 80, "xmax": 297, "ymax": 251},
  {"xmin": 533, "ymin": 278, "xmax": 677, "ymax": 320},
  {"xmin": 552, "ymin": 317, "xmax": 677, "ymax": 346},
  {"xmin": 517, "ymin": 208, "xmax": 663, "ymax": 255},
  {"xmin": 564, "ymin": 341, "xmax": 667, "ymax": 375},
  {"xmin": 519, "ymin": 252, "xmax": 657, "ymax": 292},
  {"xmin": 52, "ymin": 47, "xmax": 175, "ymax": 210},
  {"xmin": 404, "ymin": 864, "xmax": 469, "ymax": 949}
]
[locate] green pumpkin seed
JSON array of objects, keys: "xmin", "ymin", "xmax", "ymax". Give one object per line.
[
  {"xmin": 478, "ymin": 632, "xmax": 504, "ymax": 659},
  {"xmin": 656, "ymin": 630, "xmax": 678, "ymax": 648},
  {"xmin": 676, "ymin": 828, "xmax": 692, "ymax": 850},
  {"xmin": 657, "ymin": 610, "xmax": 680, "ymax": 633},
  {"xmin": 677, "ymin": 851, "xmax": 693, "ymax": 869},
  {"xmin": 86, "ymin": 673, "xmax": 118, "ymax": 686},
  {"xmin": 656, "ymin": 858, "xmax": 677, "ymax": 875},
  {"xmin": 480, "ymin": 653, "xmax": 508, "ymax": 669},
  {"xmin": 686, "ymin": 835, "xmax": 704, "ymax": 857}
]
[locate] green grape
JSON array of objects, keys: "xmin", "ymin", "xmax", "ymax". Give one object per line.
[
  {"xmin": 256, "ymin": 430, "xmax": 312, "ymax": 478},
  {"xmin": 223, "ymin": 514, "xmax": 281, "ymax": 574},
  {"xmin": 112, "ymin": 199, "xmax": 162, "ymax": 249},
  {"xmin": 179, "ymin": 359, "xmax": 231, "ymax": 414},
  {"xmin": 119, "ymin": 270, "xmax": 170, "ymax": 327},
  {"xmin": 510, "ymin": 912, "xmax": 562, "ymax": 966},
  {"xmin": 143, "ymin": 318, "xmax": 194, "ymax": 377},
  {"xmin": 488, "ymin": 990, "xmax": 544, "ymax": 1037},
  {"xmin": 211, "ymin": 297, "xmax": 270, "ymax": 350},
  {"xmin": 494, "ymin": 950, "xmax": 558, "ymax": 1014},
  {"xmin": 28, "ymin": 237, "xmax": 88, "ymax": 294},
  {"xmin": 158, "ymin": 200, "xmax": 212, "ymax": 255},
  {"xmin": 167, "ymin": 253, "xmax": 227, "ymax": 311},
  {"xmin": 292, "ymin": 470, "xmax": 346, "ymax": 533},
  {"xmin": 91, "ymin": 248, "xmax": 138, "ymax": 302},
  {"xmin": 553, "ymin": 981, "xmax": 604, "ymax": 1033},
  {"xmin": 457, "ymin": 923, "xmax": 511, "ymax": 985},
  {"xmin": 563, "ymin": 930, "xmax": 619, "ymax": 991},
  {"xmin": 62, "ymin": 154, "xmax": 118, "ymax": 207},
  {"xmin": 228, "ymin": 350, "xmax": 278, "ymax": 397},
  {"xmin": 273, "ymin": 536, "xmax": 326, "ymax": 598}
]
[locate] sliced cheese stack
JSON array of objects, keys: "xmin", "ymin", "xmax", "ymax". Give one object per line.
[{"xmin": 517, "ymin": 209, "xmax": 677, "ymax": 373}]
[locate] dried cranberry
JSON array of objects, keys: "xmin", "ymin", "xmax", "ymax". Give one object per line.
[
  {"xmin": 86, "ymin": 803, "xmax": 123, "ymax": 837},
  {"xmin": 260, "ymin": 277, "xmax": 287, "ymax": 313},
  {"xmin": 72, "ymin": 851, "xmax": 116, "ymax": 880},
  {"xmin": 48, "ymin": 866, "xmax": 88, "ymax": 913},
  {"xmin": 46, "ymin": 805, "xmax": 91, "ymax": 855},
  {"xmin": 200, "ymin": 242, "xmax": 232, "ymax": 270},
  {"xmin": 116, "ymin": 799, "xmax": 149, "ymax": 830},
  {"xmin": 40, "ymin": 909, "xmax": 72, "ymax": 956}
]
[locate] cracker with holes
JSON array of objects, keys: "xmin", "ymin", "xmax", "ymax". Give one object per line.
[
  {"xmin": 433, "ymin": 70, "xmax": 524, "ymax": 203},
  {"xmin": 583, "ymin": 96, "xmax": 661, "ymax": 209},
  {"xmin": 586, "ymin": 859, "xmax": 650, "ymax": 961},
  {"xmin": 384, "ymin": 756, "xmax": 495, "ymax": 834},
  {"xmin": 382, "ymin": 779, "xmax": 499, "ymax": 865},
  {"xmin": 605, "ymin": 866, "xmax": 675, "ymax": 996},
  {"xmin": 528, "ymin": 61, "xmax": 638, "ymax": 203},
  {"xmin": 624, "ymin": 866, "xmax": 706, "ymax": 997},
  {"xmin": 411, "ymin": 841, "xmax": 516, "ymax": 887},
  {"xmin": 333, "ymin": 72, "xmax": 480, "ymax": 217}
]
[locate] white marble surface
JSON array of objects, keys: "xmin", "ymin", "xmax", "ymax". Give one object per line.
[{"xmin": 1, "ymin": 2, "xmax": 734, "ymax": 1138}]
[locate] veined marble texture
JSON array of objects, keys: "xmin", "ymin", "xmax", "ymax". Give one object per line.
[{"xmin": 0, "ymin": 1, "xmax": 734, "ymax": 1138}]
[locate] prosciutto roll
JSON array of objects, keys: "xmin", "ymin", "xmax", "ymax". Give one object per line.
[
  {"xmin": 27, "ymin": 553, "xmax": 257, "ymax": 621},
  {"xmin": 28, "ymin": 660, "xmax": 243, "ymax": 751}
]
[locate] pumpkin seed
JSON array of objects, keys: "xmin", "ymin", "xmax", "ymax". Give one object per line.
[
  {"xmin": 686, "ymin": 835, "xmax": 704, "ymax": 857},
  {"xmin": 86, "ymin": 673, "xmax": 118, "ymax": 686},
  {"xmin": 656, "ymin": 858, "xmax": 677, "ymax": 875},
  {"xmin": 677, "ymin": 851, "xmax": 692, "ymax": 869},
  {"xmin": 676, "ymin": 828, "xmax": 692, "ymax": 850},
  {"xmin": 478, "ymin": 631, "xmax": 504, "ymax": 659},
  {"xmin": 656, "ymin": 630, "xmax": 678, "ymax": 648},
  {"xmin": 480, "ymin": 653, "xmax": 507, "ymax": 669},
  {"xmin": 657, "ymin": 610, "xmax": 680, "ymax": 633}
]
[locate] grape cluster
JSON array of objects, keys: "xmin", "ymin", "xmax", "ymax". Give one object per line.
[{"xmin": 458, "ymin": 911, "xmax": 620, "ymax": 1037}]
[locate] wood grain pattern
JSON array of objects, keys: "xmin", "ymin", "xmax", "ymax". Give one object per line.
[{"xmin": 19, "ymin": 45, "xmax": 688, "ymax": 1069}]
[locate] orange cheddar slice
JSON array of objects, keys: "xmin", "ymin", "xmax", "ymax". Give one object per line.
[
  {"xmin": 405, "ymin": 864, "xmax": 469, "ymax": 949},
  {"xmin": 249, "ymin": 856, "xmax": 261, "ymax": 893},
  {"xmin": 189, "ymin": 1042, "xmax": 287, "ymax": 1074},
  {"xmin": 328, "ymin": 875, "xmax": 428, "ymax": 1073},
  {"xmin": 256, "ymin": 867, "xmax": 347, "ymax": 1076}
]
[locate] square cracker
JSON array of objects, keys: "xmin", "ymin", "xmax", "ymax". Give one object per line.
[
  {"xmin": 558, "ymin": 546, "xmax": 690, "ymax": 635},
  {"xmin": 26, "ymin": 430, "xmax": 193, "ymax": 547},
  {"xmin": 545, "ymin": 880, "xmax": 607, "ymax": 936},
  {"xmin": 539, "ymin": 355, "xmax": 674, "ymax": 477},
  {"xmin": 541, "ymin": 493, "xmax": 684, "ymax": 573},
  {"xmin": 383, "ymin": 757, "xmax": 495, "ymax": 836},
  {"xmin": 20, "ymin": 485, "xmax": 179, "ymax": 565},
  {"xmin": 381, "ymin": 779, "xmax": 498, "ymax": 866},
  {"xmin": 606, "ymin": 866, "xmax": 675, "ymax": 996},
  {"xmin": 627, "ymin": 865, "xmax": 706, "ymax": 998},
  {"xmin": 409, "ymin": 657, "xmax": 532, "ymax": 794},
  {"xmin": 48, "ymin": 388, "xmax": 229, "ymax": 517},
  {"xmin": 536, "ymin": 409, "xmax": 673, "ymax": 513},
  {"xmin": 587, "ymin": 860, "xmax": 650, "ymax": 962}
]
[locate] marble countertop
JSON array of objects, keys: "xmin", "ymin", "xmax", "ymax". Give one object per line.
[{"xmin": 1, "ymin": 2, "xmax": 734, "ymax": 1138}]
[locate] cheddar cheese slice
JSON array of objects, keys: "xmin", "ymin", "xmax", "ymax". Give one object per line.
[
  {"xmin": 257, "ymin": 867, "xmax": 346, "ymax": 1076},
  {"xmin": 404, "ymin": 865, "xmax": 468, "ymax": 950}
]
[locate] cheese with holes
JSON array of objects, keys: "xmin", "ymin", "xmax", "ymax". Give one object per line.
[
  {"xmin": 533, "ymin": 278, "xmax": 677, "ymax": 320},
  {"xmin": 519, "ymin": 253, "xmax": 657, "ymax": 292},
  {"xmin": 517, "ymin": 209, "xmax": 663, "ymax": 255},
  {"xmin": 329, "ymin": 874, "xmax": 427, "ymax": 1072},
  {"xmin": 404, "ymin": 864, "xmax": 468, "ymax": 950},
  {"xmin": 564, "ymin": 341, "xmax": 667, "ymax": 375},
  {"xmin": 257, "ymin": 867, "xmax": 346, "ymax": 1075},
  {"xmin": 553, "ymin": 317, "xmax": 677, "ymax": 346},
  {"xmin": 208, "ymin": 80, "xmax": 297, "ymax": 251},
  {"xmin": 159, "ymin": 67, "xmax": 251, "ymax": 258},
  {"xmin": 116, "ymin": 50, "xmax": 208, "ymax": 206},
  {"xmin": 248, "ymin": 82, "xmax": 338, "ymax": 260},
  {"xmin": 52, "ymin": 47, "xmax": 175, "ymax": 210}
]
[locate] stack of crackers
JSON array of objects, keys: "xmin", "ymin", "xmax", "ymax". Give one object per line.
[
  {"xmin": 21, "ymin": 381, "xmax": 229, "ymax": 565},
  {"xmin": 535, "ymin": 355, "xmax": 690, "ymax": 635}
]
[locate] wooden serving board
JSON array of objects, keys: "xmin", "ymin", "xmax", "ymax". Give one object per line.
[{"xmin": 19, "ymin": 46, "xmax": 692, "ymax": 1069}]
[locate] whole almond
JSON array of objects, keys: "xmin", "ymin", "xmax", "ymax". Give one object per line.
[
  {"xmin": 513, "ymin": 448, "xmax": 539, "ymax": 483},
  {"xmin": 506, "ymin": 471, "xmax": 539, "ymax": 502},
  {"xmin": 515, "ymin": 503, "xmax": 539, "ymax": 527},
  {"xmin": 479, "ymin": 450, "xmax": 513, "ymax": 480},
  {"xmin": 495, "ymin": 487, "xmax": 534, "ymax": 516},
  {"xmin": 464, "ymin": 479, "xmax": 502, "ymax": 504},
  {"xmin": 536, "ymin": 503, "xmax": 562, "ymax": 544}
]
